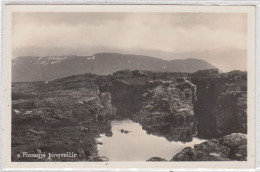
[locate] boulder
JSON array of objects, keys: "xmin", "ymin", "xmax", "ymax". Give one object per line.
[
  {"xmin": 171, "ymin": 147, "xmax": 197, "ymax": 161},
  {"xmin": 194, "ymin": 139, "xmax": 230, "ymax": 158},
  {"xmin": 171, "ymin": 133, "xmax": 247, "ymax": 161},
  {"xmin": 147, "ymin": 157, "xmax": 167, "ymax": 161},
  {"xmin": 219, "ymin": 133, "xmax": 247, "ymax": 161},
  {"xmin": 220, "ymin": 133, "xmax": 247, "ymax": 149},
  {"xmin": 78, "ymin": 148, "xmax": 86, "ymax": 160},
  {"xmin": 120, "ymin": 129, "xmax": 131, "ymax": 134}
]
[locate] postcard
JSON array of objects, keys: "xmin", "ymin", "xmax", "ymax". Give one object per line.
[{"xmin": 3, "ymin": 4, "xmax": 256, "ymax": 170}]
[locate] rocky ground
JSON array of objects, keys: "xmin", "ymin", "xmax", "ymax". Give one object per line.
[
  {"xmin": 148, "ymin": 133, "xmax": 247, "ymax": 161},
  {"xmin": 12, "ymin": 69, "xmax": 247, "ymax": 161},
  {"xmin": 12, "ymin": 74, "xmax": 115, "ymax": 161}
]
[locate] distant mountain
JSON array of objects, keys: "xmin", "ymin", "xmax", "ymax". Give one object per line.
[{"xmin": 12, "ymin": 53, "xmax": 217, "ymax": 82}]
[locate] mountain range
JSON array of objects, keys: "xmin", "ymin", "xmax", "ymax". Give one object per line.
[{"xmin": 12, "ymin": 53, "xmax": 217, "ymax": 82}]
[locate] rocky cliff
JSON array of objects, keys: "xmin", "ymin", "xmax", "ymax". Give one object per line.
[
  {"xmin": 97, "ymin": 70, "xmax": 198, "ymax": 142},
  {"xmin": 133, "ymin": 79, "xmax": 197, "ymax": 142},
  {"xmin": 12, "ymin": 74, "xmax": 116, "ymax": 161},
  {"xmin": 98, "ymin": 70, "xmax": 247, "ymax": 142},
  {"xmin": 192, "ymin": 70, "xmax": 247, "ymax": 138},
  {"xmin": 12, "ymin": 69, "xmax": 248, "ymax": 161}
]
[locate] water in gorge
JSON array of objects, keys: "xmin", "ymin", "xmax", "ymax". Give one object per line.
[{"xmin": 96, "ymin": 119, "xmax": 206, "ymax": 161}]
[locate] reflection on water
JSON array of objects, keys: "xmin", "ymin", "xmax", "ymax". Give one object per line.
[{"xmin": 96, "ymin": 119, "xmax": 205, "ymax": 161}]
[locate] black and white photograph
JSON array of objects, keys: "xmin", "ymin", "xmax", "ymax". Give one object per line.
[{"xmin": 2, "ymin": 5, "xmax": 256, "ymax": 169}]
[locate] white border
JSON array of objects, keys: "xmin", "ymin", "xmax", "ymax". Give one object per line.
[{"xmin": 1, "ymin": 3, "xmax": 258, "ymax": 171}]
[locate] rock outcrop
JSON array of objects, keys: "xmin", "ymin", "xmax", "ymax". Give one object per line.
[
  {"xmin": 11, "ymin": 74, "xmax": 116, "ymax": 161},
  {"xmin": 133, "ymin": 79, "xmax": 197, "ymax": 142},
  {"xmin": 171, "ymin": 133, "xmax": 247, "ymax": 161},
  {"xmin": 98, "ymin": 69, "xmax": 247, "ymax": 142},
  {"xmin": 12, "ymin": 69, "xmax": 248, "ymax": 162},
  {"xmin": 98, "ymin": 70, "xmax": 198, "ymax": 142},
  {"xmin": 192, "ymin": 70, "xmax": 247, "ymax": 138}
]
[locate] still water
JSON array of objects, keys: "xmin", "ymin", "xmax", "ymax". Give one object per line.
[{"xmin": 96, "ymin": 119, "xmax": 205, "ymax": 161}]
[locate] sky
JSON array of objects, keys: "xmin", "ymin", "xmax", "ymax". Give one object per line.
[{"xmin": 12, "ymin": 12, "xmax": 247, "ymax": 72}]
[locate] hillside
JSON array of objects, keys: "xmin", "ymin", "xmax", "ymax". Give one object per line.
[{"xmin": 12, "ymin": 53, "xmax": 217, "ymax": 82}]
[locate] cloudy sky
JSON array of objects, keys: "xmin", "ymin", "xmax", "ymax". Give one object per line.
[{"xmin": 12, "ymin": 12, "xmax": 247, "ymax": 72}]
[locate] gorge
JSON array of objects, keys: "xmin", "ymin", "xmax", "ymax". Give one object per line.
[{"xmin": 11, "ymin": 69, "xmax": 247, "ymax": 161}]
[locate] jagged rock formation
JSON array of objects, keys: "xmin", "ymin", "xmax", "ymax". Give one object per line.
[
  {"xmin": 97, "ymin": 70, "xmax": 198, "ymax": 142},
  {"xmin": 12, "ymin": 74, "xmax": 116, "ymax": 161},
  {"xmin": 133, "ymin": 79, "xmax": 197, "ymax": 142},
  {"xmin": 98, "ymin": 69, "xmax": 247, "ymax": 142},
  {"xmin": 12, "ymin": 69, "xmax": 247, "ymax": 161},
  {"xmin": 171, "ymin": 133, "xmax": 247, "ymax": 161},
  {"xmin": 192, "ymin": 70, "xmax": 247, "ymax": 138}
]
